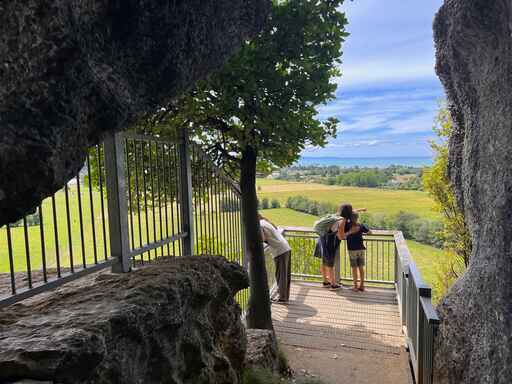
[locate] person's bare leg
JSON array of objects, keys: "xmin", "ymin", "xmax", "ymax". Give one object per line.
[
  {"xmin": 321, "ymin": 264, "xmax": 330, "ymax": 286},
  {"xmin": 328, "ymin": 266, "xmax": 340, "ymax": 289},
  {"xmin": 351, "ymin": 266, "xmax": 359, "ymax": 291},
  {"xmin": 358, "ymin": 267, "xmax": 365, "ymax": 291}
]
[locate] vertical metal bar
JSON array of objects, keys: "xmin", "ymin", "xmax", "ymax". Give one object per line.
[
  {"xmin": 155, "ymin": 143, "xmax": 164, "ymax": 256},
  {"xmin": 86, "ymin": 154, "xmax": 98, "ymax": 264},
  {"xmin": 64, "ymin": 184, "xmax": 74, "ymax": 273},
  {"xmin": 162, "ymin": 143, "xmax": 170, "ymax": 256},
  {"xmin": 214, "ymin": 171, "xmax": 222, "ymax": 255},
  {"xmin": 178, "ymin": 129, "xmax": 194, "ymax": 256},
  {"xmin": 126, "ymin": 139, "xmax": 135, "ymax": 253},
  {"xmin": 104, "ymin": 131, "xmax": 131, "ymax": 273},
  {"xmin": 141, "ymin": 141, "xmax": 151, "ymax": 261},
  {"xmin": 191, "ymin": 146, "xmax": 200, "ymax": 255},
  {"xmin": 97, "ymin": 145, "xmax": 108, "ymax": 260},
  {"xmin": 51, "ymin": 195, "xmax": 61, "ymax": 277},
  {"xmin": 173, "ymin": 144, "xmax": 182, "ymax": 256},
  {"xmin": 76, "ymin": 172, "xmax": 87, "ymax": 269},
  {"xmin": 133, "ymin": 141, "xmax": 144, "ymax": 263},
  {"xmin": 6, "ymin": 224, "xmax": 16, "ymax": 294},
  {"xmin": 148, "ymin": 141, "xmax": 158, "ymax": 259},
  {"xmin": 168, "ymin": 144, "xmax": 177, "ymax": 256},
  {"xmin": 206, "ymin": 167, "xmax": 214, "ymax": 254},
  {"xmin": 38, "ymin": 204, "xmax": 48, "ymax": 282},
  {"xmin": 197, "ymin": 154, "xmax": 205, "ymax": 254},
  {"xmin": 22, "ymin": 217, "xmax": 32, "ymax": 288}
]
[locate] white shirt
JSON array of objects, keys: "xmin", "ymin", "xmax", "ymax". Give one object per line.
[{"xmin": 260, "ymin": 220, "xmax": 291, "ymax": 258}]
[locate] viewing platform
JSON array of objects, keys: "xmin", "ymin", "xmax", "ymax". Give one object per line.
[{"xmin": 266, "ymin": 227, "xmax": 439, "ymax": 384}]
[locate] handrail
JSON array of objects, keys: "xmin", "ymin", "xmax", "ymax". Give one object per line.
[{"xmin": 280, "ymin": 224, "xmax": 439, "ymax": 384}]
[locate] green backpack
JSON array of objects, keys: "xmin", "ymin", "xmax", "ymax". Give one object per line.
[{"xmin": 313, "ymin": 214, "xmax": 342, "ymax": 236}]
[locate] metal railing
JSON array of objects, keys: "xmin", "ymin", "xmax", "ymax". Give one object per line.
[
  {"xmin": 394, "ymin": 232, "xmax": 439, "ymax": 384},
  {"xmin": 280, "ymin": 226, "xmax": 439, "ymax": 384},
  {"xmin": 0, "ymin": 144, "xmax": 112, "ymax": 306},
  {"xmin": 281, "ymin": 226, "xmax": 396, "ymax": 285},
  {"xmin": 0, "ymin": 131, "xmax": 247, "ymax": 309}
]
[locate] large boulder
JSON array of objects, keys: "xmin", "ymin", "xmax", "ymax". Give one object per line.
[
  {"xmin": 433, "ymin": 1, "xmax": 512, "ymax": 383},
  {"xmin": 0, "ymin": 256, "xmax": 249, "ymax": 384},
  {"xmin": 0, "ymin": 0, "xmax": 270, "ymax": 226}
]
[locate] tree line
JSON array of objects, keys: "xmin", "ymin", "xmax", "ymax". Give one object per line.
[
  {"xmin": 275, "ymin": 165, "xmax": 424, "ymax": 190},
  {"xmin": 284, "ymin": 195, "xmax": 443, "ymax": 248}
]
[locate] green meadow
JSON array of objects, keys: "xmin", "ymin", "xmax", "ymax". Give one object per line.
[{"xmin": 257, "ymin": 178, "xmax": 439, "ymax": 220}]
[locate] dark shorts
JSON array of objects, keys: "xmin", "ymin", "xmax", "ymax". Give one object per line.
[{"xmin": 314, "ymin": 234, "xmax": 339, "ymax": 268}]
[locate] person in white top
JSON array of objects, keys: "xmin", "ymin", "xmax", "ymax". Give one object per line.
[{"xmin": 259, "ymin": 214, "xmax": 292, "ymax": 303}]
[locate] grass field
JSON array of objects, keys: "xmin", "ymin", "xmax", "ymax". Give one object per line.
[
  {"xmin": 0, "ymin": 187, "xmax": 243, "ymax": 274},
  {"xmin": 257, "ymin": 178, "xmax": 439, "ymax": 219}
]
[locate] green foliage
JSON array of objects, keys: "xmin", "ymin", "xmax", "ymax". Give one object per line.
[
  {"xmin": 260, "ymin": 197, "xmax": 270, "ymax": 210},
  {"xmin": 276, "ymin": 165, "xmax": 424, "ymax": 190},
  {"xmin": 157, "ymin": 0, "xmax": 348, "ymax": 173},
  {"xmin": 11, "ymin": 211, "xmax": 40, "ymax": 228},
  {"xmin": 285, "ymin": 195, "xmax": 443, "ymax": 247},
  {"xmin": 270, "ymin": 199, "xmax": 281, "ymax": 209},
  {"xmin": 422, "ymin": 105, "xmax": 472, "ymax": 272}
]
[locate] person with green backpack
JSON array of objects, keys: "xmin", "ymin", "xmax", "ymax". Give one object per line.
[{"xmin": 313, "ymin": 203, "xmax": 366, "ymax": 289}]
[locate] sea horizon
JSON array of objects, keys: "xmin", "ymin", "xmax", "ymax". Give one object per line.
[{"xmin": 296, "ymin": 156, "xmax": 433, "ymax": 168}]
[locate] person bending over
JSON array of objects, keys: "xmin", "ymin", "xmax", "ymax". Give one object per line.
[{"xmin": 259, "ymin": 214, "xmax": 292, "ymax": 303}]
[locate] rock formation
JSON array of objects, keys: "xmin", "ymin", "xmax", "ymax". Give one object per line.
[
  {"xmin": 0, "ymin": 0, "xmax": 270, "ymax": 226},
  {"xmin": 0, "ymin": 256, "xmax": 249, "ymax": 384},
  {"xmin": 433, "ymin": 1, "xmax": 512, "ymax": 383}
]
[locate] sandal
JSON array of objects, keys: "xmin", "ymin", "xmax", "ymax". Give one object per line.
[
  {"xmin": 322, "ymin": 281, "xmax": 331, "ymax": 288},
  {"xmin": 358, "ymin": 286, "xmax": 365, "ymax": 292},
  {"xmin": 330, "ymin": 284, "xmax": 341, "ymax": 290},
  {"xmin": 351, "ymin": 287, "xmax": 359, "ymax": 292}
]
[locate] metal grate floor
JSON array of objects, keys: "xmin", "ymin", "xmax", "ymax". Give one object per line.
[{"xmin": 273, "ymin": 282, "xmax": 404, "ymax": 354}]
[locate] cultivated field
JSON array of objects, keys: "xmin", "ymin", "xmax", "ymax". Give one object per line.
[{"xmin": 257, "ymin": 178, "xmax": 439, "ymax": 219}]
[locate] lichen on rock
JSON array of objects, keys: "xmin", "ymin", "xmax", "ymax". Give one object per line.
[
  {"xmin": 0, "ymin": 256, "xmax": 250, "ymax": 384},
  {"xmin": 0, "ymin": 0, "xmax": 270, "ymax": 226}
]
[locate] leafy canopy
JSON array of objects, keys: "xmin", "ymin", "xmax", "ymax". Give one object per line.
[{"xmin": 159, "ymin": 0, "xmax": 348, "ymax": 172}]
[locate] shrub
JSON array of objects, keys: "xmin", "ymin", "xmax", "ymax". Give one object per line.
[
  {"xmin": 271, "ymin": 199, "xmax": 281, "ymax": 209},
  {"xmin": 285, "ymin": 196, "xmax": 443, "ymax": 247},
  {"xmin": 261, "ymin": 197, "xmax": 270, "ymax": 210}
]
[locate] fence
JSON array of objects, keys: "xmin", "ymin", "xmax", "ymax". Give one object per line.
[
  {"xmin": 394, "ymin": 231, "xmax": 439, "ymax": 384},
  {"xmin": 281, "ymin": 226, "xmax": 396, "ymax": 285},
  {"xmin": 0, "ymin": 131, "xmax": 246, "ymax": 309},
  {"xmin": 280, "ymin": 226, "xmax": 439, "ymax": 384}
]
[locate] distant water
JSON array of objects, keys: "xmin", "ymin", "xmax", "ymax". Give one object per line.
[{"xmin": 297, "ymin": 156, "xmax": 433, "ymax": 168}]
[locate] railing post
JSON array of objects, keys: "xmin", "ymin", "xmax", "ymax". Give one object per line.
[
  {"xmin": 178, "ymin": 128, "xmax": 194, "ymax": 256},
  {"xmin": 417, "ymin": 286, "xmax": 432, "ymax": 384},
  {"xmin": 334, "ymin": 246, "xmax": 341, "ymax": 283},
  {"xmin": 104, "ymin": 131, "xmax": 131, "ymax": 273}
]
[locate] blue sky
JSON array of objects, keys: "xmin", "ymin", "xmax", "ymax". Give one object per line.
[{"xmin": 303, "ymin": 0, "xmax": 445, "ymax": 158}]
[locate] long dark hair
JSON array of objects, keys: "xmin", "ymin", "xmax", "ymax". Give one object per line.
[
  {"xmin": 337, "ymin": 203, "xmax": 353, "ymax": 219},
  {"xmin": 258, "ymin": 213, "xmax": 277, "ymax": 229}
]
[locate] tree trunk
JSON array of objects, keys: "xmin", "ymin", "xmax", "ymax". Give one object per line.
[{"xmin": 240, "ymin": 145, "xmax": 273, "ymax": 330}]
